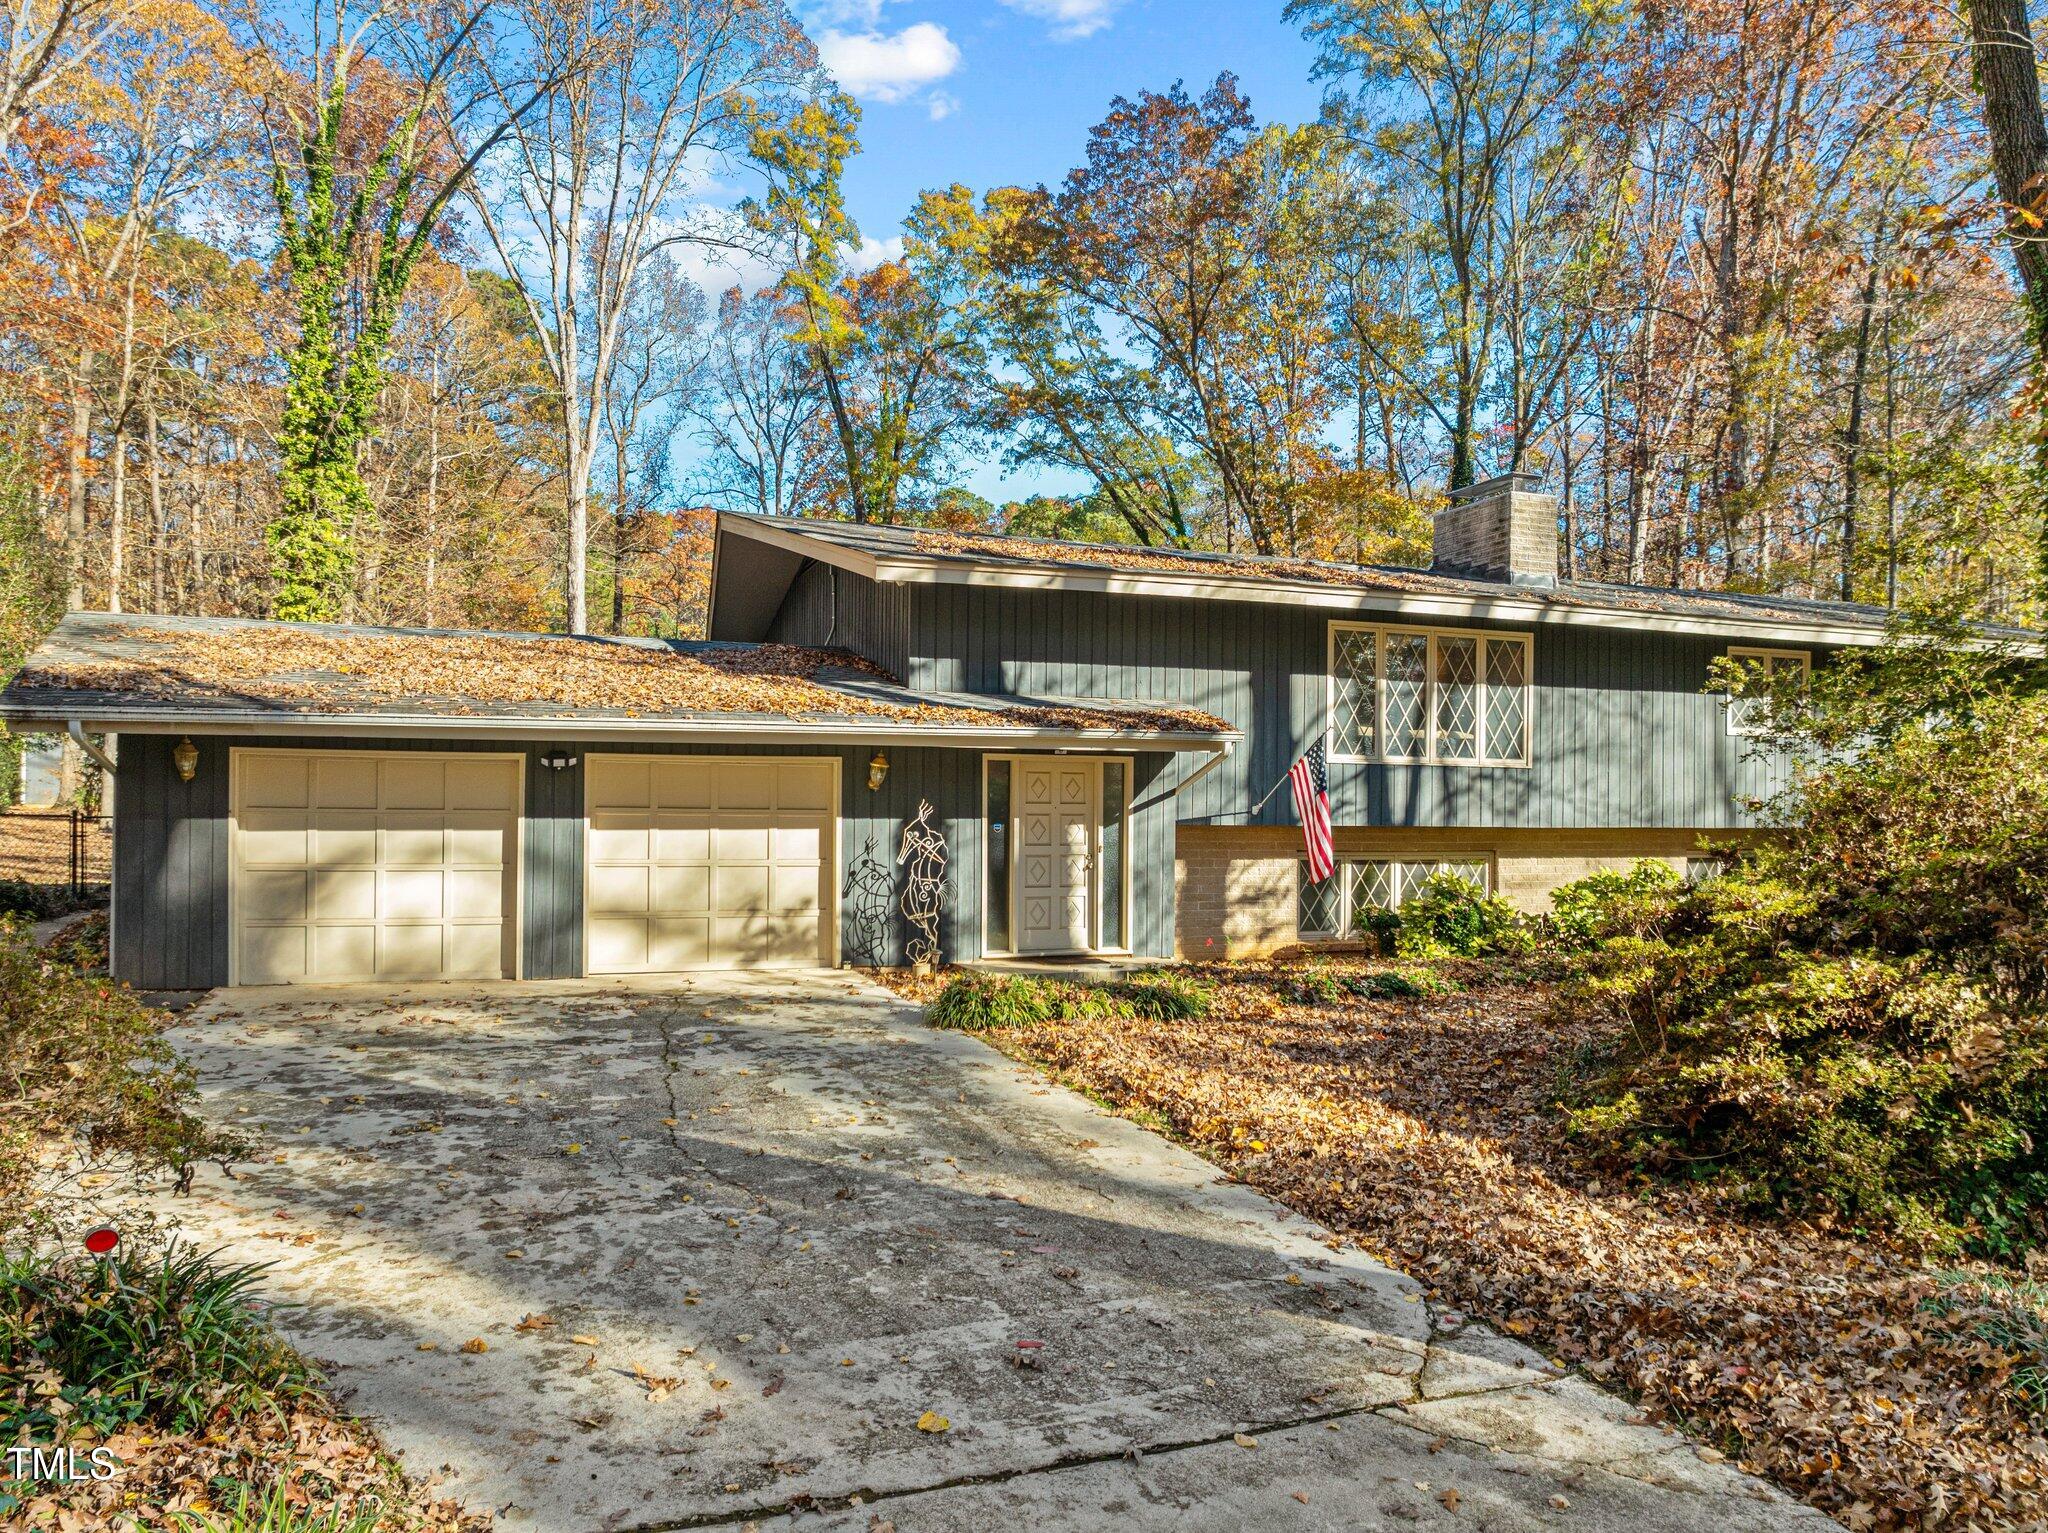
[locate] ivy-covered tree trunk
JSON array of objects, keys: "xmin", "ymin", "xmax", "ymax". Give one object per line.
[{"xmin": 268, "ymin": 63, "xmax": 424, "ymax": 621}]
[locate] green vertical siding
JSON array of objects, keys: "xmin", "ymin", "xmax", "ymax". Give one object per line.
[
  {"xmin": 108, "ymin": 733, "xmax": 1176, "ymax": 990},
  {"xmin": 897, "ymin": 581, "xmax": 1790, "ymax": 830}
]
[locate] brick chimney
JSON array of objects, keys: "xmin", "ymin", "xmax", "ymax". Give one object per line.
[{"xmin": 1430, "ymin": 472, "xmax": 1558, "ymax": 589}]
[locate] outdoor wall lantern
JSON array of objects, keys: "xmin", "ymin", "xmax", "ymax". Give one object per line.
[
  {"xmin": 172, "ymin": 737, "xmax": 199, "ymax": 782},
  {"xmin": 867, "ymin": 749, "xmax": 890, "ymax": 791},
  {"xmin": 540, "ymin": 748, "xmax": 579, "ymax": 772}
]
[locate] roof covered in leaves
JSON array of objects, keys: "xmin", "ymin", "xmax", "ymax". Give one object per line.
[
  {"xmin": 0, "ymin": 612, "xmax": 1236, "ymax": 748},
  {"xmin": 714, "ymin": 511, "xmax": 2040, "ymax": 646}
]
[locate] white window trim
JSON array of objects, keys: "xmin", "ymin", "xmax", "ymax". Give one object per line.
[
  {"xmin": 1724, "ymin": 646, "xmax": 1810, "ymax": 736},
  {"xmin": 1326, "ymin": 621, "xmax": 1532, "ymax": 767},
  {"xmin": 1297, "ymin": 855, "xmax": 1495, "ymax": 940}
]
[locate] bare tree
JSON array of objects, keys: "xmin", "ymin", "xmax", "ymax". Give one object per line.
[{"xmin": 464, "ymin": 0, "xmax": 816, "ymax": 631}]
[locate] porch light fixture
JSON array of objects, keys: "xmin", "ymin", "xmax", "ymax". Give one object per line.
[
  {"xmin": 540, "ymin": 748, "xmax": 578, "ymax": 772},
  {"xmin": 867, "ymin": 749, "xmax": 889, "ymax": 791},
  {"xmin": 172, "ymin": 737, "xmax": 199, "ymax": 782}
]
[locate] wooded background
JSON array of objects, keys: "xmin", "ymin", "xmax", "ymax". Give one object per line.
[{"xmin": 1, "ymin": 0, "xmax": 2043, "ymax": 668}]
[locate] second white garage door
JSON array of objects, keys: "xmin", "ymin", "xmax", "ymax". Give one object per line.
[{"xmin": 585, "ymin": 756, "xmax": 837, "ymax": 972}]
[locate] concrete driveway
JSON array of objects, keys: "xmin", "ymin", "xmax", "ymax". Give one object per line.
[{"xmin": 147, "ymin": 974, "xmax": 1824, "ymax": 1532}]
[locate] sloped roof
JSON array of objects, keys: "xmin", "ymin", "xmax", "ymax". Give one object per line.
[
  {"xmin": 715, "ymin": 511, "xmax": 2040, "ymax": 647},
  {"xmin": 0, "ymin": 613, "xmax": 1235, "ymax": 749}
]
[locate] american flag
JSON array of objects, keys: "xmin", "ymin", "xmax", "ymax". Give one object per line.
[{"xmin": 1288, "ymin": 739, "xmax": 1335, "ymax": 883}]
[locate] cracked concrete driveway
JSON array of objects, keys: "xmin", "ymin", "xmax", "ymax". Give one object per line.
[{"xmin": 144, "ymin": 973, "xmax": 1827, "ymax": 1533}]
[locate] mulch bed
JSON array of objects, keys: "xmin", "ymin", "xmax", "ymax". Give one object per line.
[{"xmin": 875, "ymin": 960, "xmax": 2048, "ymax": 1531}]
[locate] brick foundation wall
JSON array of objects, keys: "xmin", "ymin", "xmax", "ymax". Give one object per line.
[{"xmin": 1174, "ymin": 825, "xmax": 1738, "ymax": 959}]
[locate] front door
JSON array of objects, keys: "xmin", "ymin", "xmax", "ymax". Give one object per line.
[{"xmin": 1016, "ymin": 759, "xmax": 1097, "ymax": 953}]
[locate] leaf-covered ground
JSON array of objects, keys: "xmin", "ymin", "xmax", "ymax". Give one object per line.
[
  {"xmin": 10, "ymin": 1398, "xmax": 487, "ymax": 1531},
  {"xmin": 881, "ymin": 962, "xmax": 2048, "ymax": 1531}
]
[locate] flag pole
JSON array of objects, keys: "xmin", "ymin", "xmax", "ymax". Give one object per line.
[{"xmin": 1249, "ymin": 764, "xmax": 1293, "ymax": 817}]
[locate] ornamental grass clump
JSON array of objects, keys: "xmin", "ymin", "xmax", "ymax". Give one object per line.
[
  {"xmin": 1, "ymin": 1238, "xmax": 309, "ymax": 1442},
  {"xmin": 1560, "ymin": 626, "xmax": 2048, "ymax": 1257},
  {"xmin": 925, "ymin": 970, "xmax": 1209, "ymax": 1030}
]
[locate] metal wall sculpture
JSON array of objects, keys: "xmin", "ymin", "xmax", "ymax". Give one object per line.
[
  {"xmin": 841, "ymin": 834, "xmax": 894, "ymax": 967},
  {"xmin": 896, "ymin": 799, "xmax": 946, "ymax": 968}
]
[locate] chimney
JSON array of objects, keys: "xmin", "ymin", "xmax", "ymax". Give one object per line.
[{"xmin": 1430, "ymin": 472, "xmax": 1558, "ymax": 589}]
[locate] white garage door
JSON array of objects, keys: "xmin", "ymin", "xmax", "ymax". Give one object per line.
[
  {"xmin": 233, "ymin": 750, "xmax": 521, "ymax": 985},
  {"xmin": 586, "ymin": 756, "xmax": 837, "ymax": 973}
]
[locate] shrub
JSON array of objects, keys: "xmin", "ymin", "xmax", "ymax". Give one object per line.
[
  {"xmin": 1396, "ymin": 873, "xmax": 1534, "ymax": 960},
  {"xmin": 1547, "ymin": 859, "xmax": 1683, "ymax": 950},
  {"xmin": 1283, "ymin": 965, "xmax": 1347, "ymax": 1006},
  {"xmin": 1560, "ymin": 677, "xmax": 2048, "ymax": 1255},
  {"xmin": 1348, "ymin": 967, "xmax": 1460, "ymax": 1000},
  {"xmin": 0, "ymin": 881, "xmax": 102, "ymax": 922},
  {"xmin": 1353, "ymin": 906, "xmax": 1401, "ymax": 954},
  {"xmin": 0, "ymin": 1239, "xmax": 309, "ymax": 1442},
  {"xmin": 0, "ymin": 918, "xmax": 242, "ymax": 1223},
  {"xmin": 926, "ymin": 970, "xmax": 1210, "ymax": 1030}
]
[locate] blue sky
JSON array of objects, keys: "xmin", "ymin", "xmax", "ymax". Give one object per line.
[
  {"xmin": 809, "ymin": 1, "xmax": 1327, "ymax": 251},
  {"xmin": 782, "ymin": 0, "xmax": 1332, "ymax": 503}
]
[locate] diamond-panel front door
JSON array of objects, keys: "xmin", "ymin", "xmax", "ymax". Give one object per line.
[{"xmin": 1016, "ymin": 759, "xmax": 1096, "ymax": 953}]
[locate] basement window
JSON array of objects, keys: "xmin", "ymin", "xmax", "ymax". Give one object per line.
[{"xmin": 1297, "ymin": 858, "xmax": 1491, "ymax": 938}]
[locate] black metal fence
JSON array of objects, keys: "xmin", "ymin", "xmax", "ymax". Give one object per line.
[{"xmin": 0, "ymin": 808, "xmax": 114, "ymax": 893}]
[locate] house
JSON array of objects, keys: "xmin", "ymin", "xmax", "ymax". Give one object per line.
[{"xmin": 0, "ymin": 474, "xmax": 1914, "ymax": 988}]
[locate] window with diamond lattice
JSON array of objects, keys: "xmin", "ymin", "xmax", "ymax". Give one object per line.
[
  {"xmin": 1435, "ymin": 637, "xmax": 1479, "ymax": 761},
  {"xmin": 1331, "ymin": 627, "xmax": 1378, "ymax": 757},
  {"xmin": 1297, "ymin": 862, "xmax": 1344, "ymax": 936},
  {"xmin": 1327, "ymin": 624, "xmax": 1531, "ymax": 766},
  {"xmin": 1724, "ymin": 647, "xmax": 1809, "ymax": 735},
  {"xmin": 1485, "ymin": 640, "xmax": 1527, "ymax": 761}
]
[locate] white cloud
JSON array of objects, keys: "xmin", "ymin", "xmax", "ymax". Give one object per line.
[
  {"xmin": 846, "ymin": 234, "xmax": 906, "ymax": 274},
  {"xmin": 817, "ymin": 22, "xmax": 961, "ymax": 103},
  {"xmin": 1000, "ymin": 0, "xmax": 1122, "ymax": 40},
  {"xmin": 926, "ymin": 90, "xmax": 959, "ymax": 122}
]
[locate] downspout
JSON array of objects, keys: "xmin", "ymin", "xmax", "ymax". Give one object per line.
[{"xmin": 67, "ymin": 720, "xmax": 116, "ymax": 776}]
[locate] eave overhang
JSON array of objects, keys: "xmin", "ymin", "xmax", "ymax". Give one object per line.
[
  {"xmin": 714, "ymin": 512, "xmax": 2027, "ymax": 651},
  {"xmin": 0, "ymin": 702, "xmax": 1237, "ymax": 755}
]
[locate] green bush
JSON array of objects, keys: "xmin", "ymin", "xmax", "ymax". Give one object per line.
[
  {"xmin": 1560, "ymin": 673, "xmax": 2048, "ymax": 1256},
  {"xmin": 0, "ymin": 1239, "xmax": 309, "ymax": 1442},
  {"xmin": 1396, "ymin": 873, "xmax": 1534, "ymax": 960},
  {"xmin": 1348, "ymin": 967, "xmax": 1460, "ymax": 1000},
  {"xmin": 1546, "ymin": 859, "xmax": 1683, "ymax": 949},
  {"xmin": 0, "ymin": 918, "xmax": 242, "ymax": 1221},
  {"xmin": 926, "ymin": 970, "xmax": 1210, "ymax": 1030},
  {"xmin": 0, "ymin": 881, "xmax": 103, "ymax": 922},
  {"xmin": 1283, "ymin": 965, "xmax": 1347, "ymax": 1006}
]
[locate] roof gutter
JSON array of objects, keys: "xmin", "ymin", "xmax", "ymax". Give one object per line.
[
  {"xmin": 7, "ymin": 706, "xmax": 1238, "ymax": 755},
  {"xmin": 67, "ymin": 719, "xmax": 116, "ymax": 776}
]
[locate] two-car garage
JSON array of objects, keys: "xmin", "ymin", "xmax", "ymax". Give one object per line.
[{"xmin": 229, "ymin": 749, "xmax": 838, "ymax": 984}]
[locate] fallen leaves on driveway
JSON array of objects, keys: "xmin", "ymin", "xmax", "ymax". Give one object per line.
[{"xmin": 903, "ymin": 961, "xmax": 2048, "ymax": 1532}]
